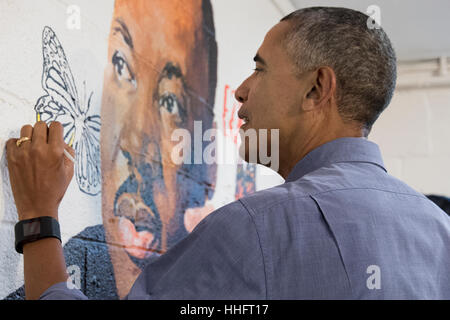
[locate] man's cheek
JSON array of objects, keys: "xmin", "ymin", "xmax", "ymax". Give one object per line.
[
  {"xmin": 159, "ymin": 108, "xmax": 187, "ymax": 167},
  {"xmin": 159, "ymin": 107, "xmax": 182, "ymax": 137},
  {"xmin": 101, "ymin": 97, "xmax": 119, "ymax": 165}
]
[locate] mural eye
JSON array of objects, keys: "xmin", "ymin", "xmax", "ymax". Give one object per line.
[
  {"xmin": 159, "ymin": 92, "xmax": 181, "ymax": 115},
  {"xmin": 112, "ymin": 50, "xmax": 136, "ymax": 88},
  {"xmin": 158, "ymin": 91, "xmax": 187, "ymax": 124}
]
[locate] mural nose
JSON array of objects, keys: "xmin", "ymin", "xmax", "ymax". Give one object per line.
[
  {"xmin": 116, "ymin": 192, "xmax": 137, "ymax": 222},
  {"xmin": 115, "ymin": 192, "xmax": 157, "ymax": 232}
]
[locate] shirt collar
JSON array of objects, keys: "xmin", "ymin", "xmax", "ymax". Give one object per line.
[{"xmin": 285, "ymin": 137, "xmax": 387, "ymax": 183}]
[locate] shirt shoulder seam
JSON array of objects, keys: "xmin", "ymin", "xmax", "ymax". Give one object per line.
[{"xmin": 251, "ymin": 186, "xmax": 426, "ymax": 214}]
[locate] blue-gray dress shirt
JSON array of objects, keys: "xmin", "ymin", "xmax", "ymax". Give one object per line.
[{"xmin": 40, "ymin": 137, "xmax": 450, "ymax": 299}]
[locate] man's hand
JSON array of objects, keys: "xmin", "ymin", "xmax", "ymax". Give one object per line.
[
  {"xmin": 5, "ymin": 121, "xmax": 75, "ymax": 221},
  {"xmin": 4, "ymin": 121, "xmax": 75, "ymax": 299}
]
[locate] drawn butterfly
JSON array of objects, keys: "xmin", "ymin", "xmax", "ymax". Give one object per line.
[{"xmin": 35, "ymin": 26, "xmax": 101, "ymax": 196}]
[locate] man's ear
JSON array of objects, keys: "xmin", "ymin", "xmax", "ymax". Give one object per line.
[{"xmin": 302, "ymin": 67, "xmax": 336, "ymax": 112}]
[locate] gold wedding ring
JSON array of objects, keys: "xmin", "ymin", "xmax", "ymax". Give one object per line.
[{"xmin": 16, "ymin": 137, "xmax": 31, "ymax": 147}]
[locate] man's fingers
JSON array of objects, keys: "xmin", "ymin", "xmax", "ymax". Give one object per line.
[
  {"xmin": 5, "ymin": 138, "xmax": 18, "ymax": 155},
  {"xmin": 32, "ymin": 121, "xmax": 48, "ymax": 145},
  {"xmin": 65, "ymin": 144, "xmax": 75, "ymax": 156},
  {"xmin": 6, "ymin": 138, "xmax": 17, "ymax": 148},
  {"xmin": 48, "ymin": 121, "xmax": 64, "ymax": 147},
  {"xmin": 20, "ymin": 124, "xmax": 33, "ymax": 140},
  {"xmin": 63, "ymin": 143, "xmax": 76, "ymax": 164}
]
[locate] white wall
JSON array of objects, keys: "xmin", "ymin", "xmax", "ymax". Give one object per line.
[{"xmin": 370, "ymin": 58, "xmax": 450, "ymax": 196}]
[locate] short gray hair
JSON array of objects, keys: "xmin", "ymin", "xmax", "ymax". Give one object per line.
[{"xmin": 281, "ymin": 7, "xmax": 397, "ymax": 136}]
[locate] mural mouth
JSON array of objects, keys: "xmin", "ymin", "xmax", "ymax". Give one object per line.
[
  {"xmin": 113, "ymin": 153, "xmax": 164, "ymax": 265},
  {"xmin": 115, "ymin": 192, "xmax": 160, "ymax": 259}
]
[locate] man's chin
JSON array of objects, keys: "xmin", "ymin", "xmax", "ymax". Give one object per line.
[{"xmin": 117, "ymin": 217, "xmax": 158, "ymax": 259}]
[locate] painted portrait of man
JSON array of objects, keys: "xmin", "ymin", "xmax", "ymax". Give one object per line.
[
  {"xmin": 6, "ymin": 0, "xmax": 218, "ymax": 300},
  {"xmin": 100, "ymin": 0, "xmax": 218, "ymax": 298}
]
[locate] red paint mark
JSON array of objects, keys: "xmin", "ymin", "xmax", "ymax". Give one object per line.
[
  {"xmin": 222, "ymin": 84, "xmax": 229, "ymax": 134},
  {"xmin": 222, "ymin": 84, "xmax": 243, "ymax": 144}
]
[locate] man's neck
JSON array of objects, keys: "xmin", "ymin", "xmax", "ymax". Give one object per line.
[{"xmin": 277, "ymin": 127, "xmax": 365, "ymax": 180}]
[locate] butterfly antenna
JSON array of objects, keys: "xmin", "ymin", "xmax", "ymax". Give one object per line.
[
  {"xmin": 83, "ymin": 81, "xmax": 86, "ymax": 113},
  {"xmin": 86, "ymin": 91, "xmax": 93, "ymax": 113}
]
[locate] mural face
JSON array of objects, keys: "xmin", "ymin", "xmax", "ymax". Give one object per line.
[{"xmin": 100, "ymin": 0, "xmax": 217, "ymax": 298}]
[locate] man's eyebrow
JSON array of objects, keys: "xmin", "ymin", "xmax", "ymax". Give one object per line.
[
  {"xmin": 253, "ymin": 53, "xmax": 267, "ymax": 66},
  {"xmin": 161, "ymin": 62, "xmax": 183, "ymax": 79},
  {"xmin": 113, "ymin": 18, "xmax": 134, "ymax": 50}
]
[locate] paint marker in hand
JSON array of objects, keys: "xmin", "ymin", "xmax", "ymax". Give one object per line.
[{"xmin": 63, "ymin": 148, "xmax": 75, "ymax": 163}]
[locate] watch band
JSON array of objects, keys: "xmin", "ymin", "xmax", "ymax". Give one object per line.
[{"xmin": 14, "ymin": 216, "xmax": 61, "ymax": 254}]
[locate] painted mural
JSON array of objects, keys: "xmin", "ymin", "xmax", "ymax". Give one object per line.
[
  {"xmin": 4, "ymin": 0, "xmax": 255, "ymax": 300},
  {"xmin": 99, "ymin": 0, "xmax": 219, "ymax": 298}
]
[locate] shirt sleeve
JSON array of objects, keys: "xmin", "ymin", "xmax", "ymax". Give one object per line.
[
  {"xmin": 125, "ymin": 200, "xmax": 267, "ymax": 299},
  {"xmin": 39, "ymin": 282, "xmax": 88, "ymax": 300}
]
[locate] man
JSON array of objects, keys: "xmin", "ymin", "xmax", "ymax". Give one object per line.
[{"xmin": 6, "ymin": 7, "xmax": 450, "ymax": 299}]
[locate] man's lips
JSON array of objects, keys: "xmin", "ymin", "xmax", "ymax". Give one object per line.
[
  {"xmin": 115, "ymin": 192, "xmax": 160, "ymax": 259},
  {"xmin": 112, "ymin": 148, "xmax": 164, "ymax": 261},
  {"xmin": 118, "ymin": 217, "xmax": 156, "ymax": 259},
  {"xmin": 240, "ymin": 118, "xmax": 250, "ymax": 130}
]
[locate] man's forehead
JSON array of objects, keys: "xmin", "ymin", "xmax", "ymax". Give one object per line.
[
  {"xmin": 257, "ymin": 22, "xmax": 291, "ymax": 64},
  {"xmin": 112, "ymin": 1, "xmax": 204, "ymax": 51},
  {"xmin": 266, "ymin": 21, "xmax": 291, "ymax": 46},
  {"xmin": 113, "ymin": 0, "xmax": 202, "ymax": 27},
  {"xmin": 110, "ymin": 0, "xmax": 206, "ymax": 68}
]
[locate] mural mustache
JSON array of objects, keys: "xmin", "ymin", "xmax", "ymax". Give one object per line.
[{"xmin": 113, "ymin": 146, "xmax": 164, "ymax": 269}]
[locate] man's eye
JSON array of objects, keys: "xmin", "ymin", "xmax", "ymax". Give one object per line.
[
  {"xmin": 159, "ymin": 92, "xmax": 180, "ymax": 114},
  {"xmin": 158, "ymin": 92, "xmax": 186, "ymax": 123},
  {"xmin": 253, "ymin": 68, "xmax": 263, "ymax": 73},
  {"xmin": 112, "ymin": 50, "xmax": 136, "ymax": 88}
]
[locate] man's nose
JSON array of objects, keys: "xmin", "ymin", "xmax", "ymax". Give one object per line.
[{"xmin": 234, "ymin": 79, "xmax": 249, "ymax": 103}]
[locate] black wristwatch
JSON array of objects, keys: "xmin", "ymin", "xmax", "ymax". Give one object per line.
[{"xmin": 14, "ymin": 216, "xmax": 61, "ymax": 254}]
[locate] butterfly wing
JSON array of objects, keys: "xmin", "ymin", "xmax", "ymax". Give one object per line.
[
  {"xmin": 42, "ymin": 26, "xmax": 80, "ymax": 116},
  {"xmin": 74, "ymin": 115, "xmax": 101, "ymax": 195},
  {"xmin": 35, "ymin": 95, "xmax": 63, "ymax": 122},
  {"xmin": 35, "ymin": 26, "xmax": 78, "ymax": 143},
  {"xmin": 35, "ymin": 26, "xmax": 102, "ymax": 195}
]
